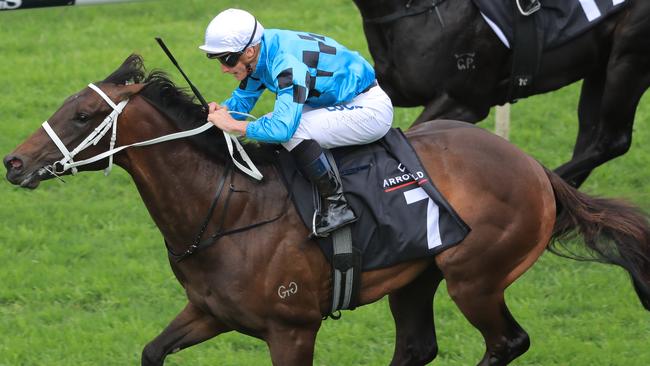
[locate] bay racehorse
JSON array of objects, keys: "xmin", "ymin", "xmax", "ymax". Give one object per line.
[
  {"xmin": 353, "ymin": 0, "xmax": 650, "ymax": 187},
  {"xmin": 4, "ymin": 55, "xmax": 650, "ymax": 365}
]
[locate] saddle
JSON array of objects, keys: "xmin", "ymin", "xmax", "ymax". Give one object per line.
[
  {"xmin": 166, "ymin": 128, "xmax": 470, "ymax": 313},
  {"xmin": 277, "ymin": 128, "xmax": 470, "ymax": 311},
  {"xmin": 473, "ymin": 0, "xmax": 629, "ymax": 100}
]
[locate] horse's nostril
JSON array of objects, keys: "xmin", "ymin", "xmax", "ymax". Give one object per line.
[
  {"xmin": 3, "ymin": 155, "xmax": 23, "ymax": 171},
  {"xmin": 11, "ymin": 159, "xmax": 23, "ymax": 170}
]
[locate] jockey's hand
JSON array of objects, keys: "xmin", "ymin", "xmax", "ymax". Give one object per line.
[
  {"xmin": 208, "ymin": 102, "xmax": 228, "ymax": 114},
  {"xmin": 208, "ymin": 108, "xmax": 247, "ymax": 136}
]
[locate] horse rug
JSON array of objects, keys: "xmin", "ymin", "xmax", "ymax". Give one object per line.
[
  {"xmin": 474, "ymin": 0, "xmax": 629, "ymax": 49},
  {"xmin": 277, "ymin": 128, "xmax": 470, "ymax": 271}
]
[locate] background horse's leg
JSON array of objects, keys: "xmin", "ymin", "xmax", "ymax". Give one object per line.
[
  {"xmin": 554, "ymin": 72, "xmax": 607, "ymax": 186},
  {"xmin": 389, "ymin": 264, "xmax": 443, "ymax": 366},
  {"xmin": 141, "ymin": 302, "xmax": 230, "ymax": 366},
  {"xmin": 554, "ymin": 5, "xmax": 650, "ymax": 187},
  {"xmin": 265, "ymin": 323, "xmax": 320, "ymax": 366}
]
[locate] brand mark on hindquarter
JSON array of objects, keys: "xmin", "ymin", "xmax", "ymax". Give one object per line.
[
  {"xmin": 278, "ymin": 282, "xmax": 298, "ymax": 299},
  {"xmin": 455, "ymin": 52, "xmax": 476, "ymax": 71}
]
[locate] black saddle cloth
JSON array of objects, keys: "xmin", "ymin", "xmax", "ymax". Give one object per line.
[
  {"xmin": 474, "ymin": 0, "xmax": 628, "ymax": 49},
  {"xmin": 277, "ymin": 128, "xmax": 470, "ymax": 271}
]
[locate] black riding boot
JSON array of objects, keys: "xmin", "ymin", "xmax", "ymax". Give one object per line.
[{"xmin": 291, "ymin": 140, "xmax": 357, "ymax": 237}]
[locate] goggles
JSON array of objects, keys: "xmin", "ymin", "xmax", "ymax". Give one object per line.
[{"xmin": 207, "ymin": 51, "xmax": 242, "ymax": 67}]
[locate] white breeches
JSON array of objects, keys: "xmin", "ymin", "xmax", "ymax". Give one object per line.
[{"xmin": 279, "ymin": 84, "xmax": 394, "ymax": 151}]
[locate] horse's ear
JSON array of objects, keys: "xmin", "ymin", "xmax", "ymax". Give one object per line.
[{"xmin": 117, "ymin": 83, "xmax": 146, "ymax": 101}]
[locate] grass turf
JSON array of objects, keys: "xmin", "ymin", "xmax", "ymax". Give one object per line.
[{"xmin": 1, "ymin": 0, "xmax": 650, "ymax": 364}]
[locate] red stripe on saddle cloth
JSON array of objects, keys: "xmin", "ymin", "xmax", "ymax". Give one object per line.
[{"xmin": 384, "ymin": 179, "xmax": 429, "ymax": 193}]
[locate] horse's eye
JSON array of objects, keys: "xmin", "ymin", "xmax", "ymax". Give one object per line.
[{"xmin": 76, "ymin": 113, "xmax": 90, "ymax": 123}]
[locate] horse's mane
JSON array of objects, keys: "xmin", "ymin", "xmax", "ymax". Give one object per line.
[{"xmin": 102, "ymin": 54, "xmax": 278, "ymax": 166}]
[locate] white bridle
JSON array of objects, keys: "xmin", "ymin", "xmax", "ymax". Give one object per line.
[{"xmin": 41, "ymin": 83, "xmax": 263, "ymax": 180}]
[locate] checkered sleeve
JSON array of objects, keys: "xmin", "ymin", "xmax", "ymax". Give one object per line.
[
  {"xmin": 245, "ymin": 54, "xmax": 311, "ymax": 143},
  {"xmin": 221, "ymin": 76, "xmax": 266, "ymax": 121}
]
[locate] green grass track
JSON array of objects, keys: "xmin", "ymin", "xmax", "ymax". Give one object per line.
[{"xmin": 1, "ymin": 0, "xmax": 650, "ymax": 364}]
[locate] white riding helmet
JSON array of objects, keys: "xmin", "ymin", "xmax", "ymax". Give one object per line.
[{"xmin": 199, "ymin": 9, "xmax": 264, "ymax": 54}]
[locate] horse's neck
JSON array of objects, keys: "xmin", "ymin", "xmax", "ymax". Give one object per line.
[{"xmin": 125, "ymin": 144, "xmax": 223, "ymax": 239}]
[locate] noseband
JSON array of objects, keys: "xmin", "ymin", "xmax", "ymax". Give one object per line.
[{"xmin": 42, "ymin": 83, "xmax": 128, "ymax": 176}]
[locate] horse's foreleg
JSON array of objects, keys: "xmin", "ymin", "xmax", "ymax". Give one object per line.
[
  {"xmin": 413, "ymin": 93, "xmax": 489, "ymax": 125},
  {"xmin": 389, "ymin": 265, "xmax": 443, "ymax": 366},
  {"xmin": 141, "ymin": 301, "xmax": 229, "ymax": 366},
  {"xmin": 265, "ymin": 323, "xmax": 320, "ymax": 366}
]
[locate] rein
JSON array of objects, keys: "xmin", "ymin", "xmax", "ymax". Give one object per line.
[
  {"xmin": 165, "ymin": 161, "xmax": 289, "ymax": 262},
  {"xmin": 363, "ymin": 0, "xmax": 447, "ymax": 25},
  {"xmin": 41, "ymin": 83, "xmax": 263, "ymax": 180},
  {"xmin": 43, "ymin": 82, "xmax": 286, "ymax": 262}
]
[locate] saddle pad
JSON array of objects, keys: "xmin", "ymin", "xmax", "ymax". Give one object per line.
[
  {"xmin": 474, "ymin": 0, "xmax": 628, "ymax": 49},
  {"xmin": 277, "ymin": 128, "xmax": 470, "ymax": 270}
]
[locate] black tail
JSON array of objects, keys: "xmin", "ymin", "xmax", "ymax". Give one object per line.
[{"xmin": 545, "ymin": 168, "xmax": 650, "ymax": 311}]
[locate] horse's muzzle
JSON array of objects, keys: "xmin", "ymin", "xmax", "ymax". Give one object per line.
[
  {"xmin": 3, "ymin": 154, "xmax": 44, "ymax": 189},
  {"xmin": 4, "ymin": 154, "xmax": 23, "ymax": 171}
]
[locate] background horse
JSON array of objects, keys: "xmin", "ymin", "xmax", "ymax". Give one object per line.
[
  {"xmin": 4, "ymin": 55, "xmax": 650, "ymax": 365},
  {"xmin": 353, "ymin": 0, "xmax": 650, "ymax": 187}
]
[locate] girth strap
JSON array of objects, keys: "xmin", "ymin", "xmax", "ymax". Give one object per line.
[
  {"xmin": 330, "ymin": 225, "xmax": 361, "ymax": 313},
  {"xmin": 322, "ymin": 149, "xmax": 361, "ymax": 316},
  {"xmin": 508, "ymin": 0, "xmax": 543, "ymax": 101}
]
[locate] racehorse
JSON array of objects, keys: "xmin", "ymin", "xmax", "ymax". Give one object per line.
[
  {"xmin": 352, "ymin": 0, "xmax": 650, "ymax": 187},
  {"xmin": 4, "ymin": 55, "xmax": 650, "ymax": 365}
]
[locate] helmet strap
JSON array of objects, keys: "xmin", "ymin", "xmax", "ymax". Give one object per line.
[{"xmin": 241, "ymin": 18, "xmax": 258, "ymax": 76}]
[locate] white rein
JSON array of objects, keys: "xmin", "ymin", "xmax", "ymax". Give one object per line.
[{"xmin": 41, "ymin": 83, "xmax": 263, "ymax": 181}]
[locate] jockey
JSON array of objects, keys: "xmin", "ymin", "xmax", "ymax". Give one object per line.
[{"xmin": 202, "ymin": 8, "xmax": 393, "ymax": 237}]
